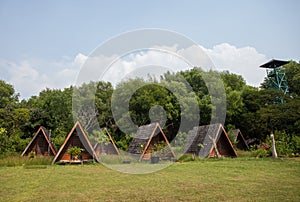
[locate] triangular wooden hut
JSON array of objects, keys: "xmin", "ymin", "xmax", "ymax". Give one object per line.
[
  {"xmin": 93, "ymin": 128, "xmax": 120, "ymax": 156},
  {"xmin": 128, "ymin": 122, "xmax": 176, "ymax": 161},
  {"xmin": 52, "ymin": 121, "xmax": 99, "ymax": 164},
  {"xmin": 21, "ymin": 126, "xmax": 56, "ymax": 157},
  {"xmin": 232, "ymin": 129, "xmax": 249, "ymax": 150},
  {"xmin": 185, "ymin": 123, "xmax": 237, "ymax": 158}
]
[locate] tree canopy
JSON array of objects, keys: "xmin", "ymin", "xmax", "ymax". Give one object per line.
[{"xmin": 0, "ymin": 61, "xmax": 299, "ymax": 155}]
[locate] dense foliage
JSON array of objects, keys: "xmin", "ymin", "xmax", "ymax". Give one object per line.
[{"xmin": 1, "ymin": 61, "xmax": 299, "ymax": 156}]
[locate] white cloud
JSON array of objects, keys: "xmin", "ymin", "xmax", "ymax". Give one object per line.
[
  {"xmin": 101, "ymin": 49, "xmax": 191, "ymax": 84},
  {"xmin": 202, "ymin": 43, "xmax": 268, "ymax": 86},
  {"xmin": 100, "ymin": 43, "xmax": 267, "ymax": 87},
  {"xmin": 0, "ymin": 43, "xmax": 268, "ymax": 99},
  {"xmin": 0, "ymin": 53, "xmax": 87, "ymax": 99},
  {"xmin": 5, "ymin": 61, "xmax": 42, "ymax": 97},
  {"xmin": 177, "ymin": 45, "xmax": 214, "ymax": 70},
  {"xmin": 73, "ymin": 53, "xmax": 88, "ymax": 67}
]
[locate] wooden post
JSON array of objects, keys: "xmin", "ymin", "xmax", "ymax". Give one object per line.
[
  {"xmin": 209, "ymin": 135, "xmax": 220, "ymax": 158},
  {"xmin": 270, "ymin": 134, "xmax": 278, "ymax": 159}
]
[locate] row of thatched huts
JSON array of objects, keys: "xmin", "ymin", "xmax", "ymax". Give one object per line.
[
  {"xmin": 21, "ymin": 121, "xmax": 119, "ymax": 164},
  {"xmin": 21, "ymin": 121, "xmax": 249, "ymax": 164}
]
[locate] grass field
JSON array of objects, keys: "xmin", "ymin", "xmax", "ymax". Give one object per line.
[{"xmin": 0, "ymin": 158, "xmax": 299, "ymax": 201}]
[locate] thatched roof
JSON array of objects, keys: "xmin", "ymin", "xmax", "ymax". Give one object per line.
[
  {"xmin": 185, "ymin": 123, "xmax": 237, "ymax": 158},
  {"xmin": 127, "ymin": 122, "xmax": 176, "ymax": 161},
  {"xmin": 21, "ymin": 126, "xmax": 56, "ymax": 156},
  {"xmin": 52, "ymin": 121, "xmax": 99, "ymax": 164},
  {"xmin": 128, "ymin": 123, "xmax": 157, "ymax": 154},
  {"xmin": 232, "ymin": 129, "xmax": 249, "ymax": 150}
]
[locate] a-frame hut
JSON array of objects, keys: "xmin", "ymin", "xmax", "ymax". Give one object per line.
[
  {"xmin": 21, "ymin": 126, "xmax": 56, "ymax": 157},
  {"xmin": 185, "ymin": 123, "xmax": 237, "ymax": 158},
  {"xmin": 232, "ymin": 129, "xmax": 249, "ymax": 150},
  {"xmin": 93, "ymin": 128, "xmax": 120, "ymax": 156},
  {"xmin": 52, "ymin": 121, "xmax": 99, "ymax": 164},
  {"xmin": 127, "ymin": 122, "xmax": 176, "ymax": 161}
]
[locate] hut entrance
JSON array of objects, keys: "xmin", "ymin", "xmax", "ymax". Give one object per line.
[
  {"xmin": 185, "ymin": 123, "xmax": 237, "ymax": 158},
  {"xmin": 21, "ymin": 126, "xmax": 56, "ymax": 157},
  {"xmin": 231, "ymin": 129, "xmax": 249, "ymax": 150},
  {"xmin": 52, "ymin": 121, "xmax": 99, "ymax": 164}
]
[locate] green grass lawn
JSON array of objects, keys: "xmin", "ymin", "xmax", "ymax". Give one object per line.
[{"xmin": 0, "ymin": 158, "xmax": 299, "ymax": 201}]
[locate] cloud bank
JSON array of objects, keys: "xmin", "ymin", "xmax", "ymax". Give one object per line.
[
  {"xmin": 0, "ymin": 54, "xmax": 87, "ymax": 98},
  {"xmin": 203, "ymin": 43, "xmax": 267, "ymax": 86},
  {"xmin": 0, "ymin": 43, "xmax": 268, "ymax": 99}
]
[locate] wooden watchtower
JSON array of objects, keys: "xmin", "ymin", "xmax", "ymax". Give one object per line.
[{"xmin": 260, "ymin": 59, "xmax": 289, "ymax": 103}]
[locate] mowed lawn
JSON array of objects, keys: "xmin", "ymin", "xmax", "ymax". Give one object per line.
[{"xmin": 0, "ymin": 158, "xmax": 299, "ymax": 202}]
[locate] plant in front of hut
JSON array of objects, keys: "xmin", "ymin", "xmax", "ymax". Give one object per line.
[
  {"xmin": 153, "ymin": 141, "xmax": 168, "ymax": 157},
  {"xmin": 29, "ymin": 151, "xmax": 36, "ymax": 159},
  {"xmin": 149, "ymin": 141, "xmax": 168, "ymax": 163},
  {"xmin": 67, "ymin": 146, "xmax": 84, "ymax": 161},
  {"xmin": 137, "ymin": 144, "xmax": 144, "ymax": 154}
]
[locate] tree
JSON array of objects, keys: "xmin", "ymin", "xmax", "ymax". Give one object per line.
[
  {"xmin": 221, "ymin": 71, "xmax": 246, "ymax": 91},
  {"xmin": 112, "ymin": 78, "xmax": 181, "ymax": 139},
  {"xmin": 285, "ymin": 61, "xmax": 300, "ymax": 96},
  {"xmin": 24, "ymin": 87, "xmax": 74, "ymax": 148},
  {"xmin": 260, "ymin": 60, "xmax": 300, "ymax": 97},
  {"xmin": 0, "ymin": 80, "xmax": 19, "ymax": 132}
]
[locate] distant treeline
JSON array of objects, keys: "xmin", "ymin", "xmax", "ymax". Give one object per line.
[{"xmin": 1, "ymin": 61, "xmax": 300, "ymax": 155}]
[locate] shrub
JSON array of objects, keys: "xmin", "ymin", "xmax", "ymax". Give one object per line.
[
  {"xmin": 116, "ymin": 134, "xmax": 134, "ymax": 151},
  {"xmin": 271, "ymin": 131, "xmax": 300, "ymax": 157},
  {"xmin": 251, "ymin": 149, "xmax": 271, "ymax": 158},
  {"xmin": 291, "ymin": 135, "xmax": 300, "ymax": 156}
]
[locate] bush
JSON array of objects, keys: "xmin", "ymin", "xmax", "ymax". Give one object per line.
[
  {"xmin": 271, "ymin": 131, "xmax": 300, "ymax": 157},
  {"xmin": 116, "ymin": 134, "xmax": 133, "ymax": 151},
  {"xmin": 251, "ymin": 149, "xmax": 271, "ymax": 158},
  {"xmin": 291, "ymin": 135, "xmax": 300, "ymax": 155}
]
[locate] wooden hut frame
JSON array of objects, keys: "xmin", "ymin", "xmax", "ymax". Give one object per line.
[
  {"xmin": 128, "ymin": 122, "xmax": 176, "ymax": 161},
  {"xmin": 185, "ymin": 123, "xmax": 237, "ymax": 158},
  {"xmin": 21, "ymin": 126, "xmax": 56, "ymax": 157},
  {"xmin": 93, "ymin": 128, "xmax": 120, "ymax": 156},
  {"xmin": 232, "ymin": 129, "xmax": 249, "ymax": 150},
  {"xmin": 52, "ymin": 121, "xmax": 99, "ymax": 164}
]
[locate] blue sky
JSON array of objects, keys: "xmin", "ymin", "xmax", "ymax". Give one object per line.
[{"xmin": 0, "ymin": 0, "xmax": 299, "ymax": 98}]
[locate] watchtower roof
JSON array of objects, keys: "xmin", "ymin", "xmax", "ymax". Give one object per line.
[{"xmin": 260, "ymin": 59, "xmax": 289, "ymax": 68}]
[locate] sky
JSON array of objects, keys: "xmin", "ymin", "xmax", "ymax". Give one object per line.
[{"xmin": 0, "ymin": 0, "xmax": 299, "ymax": 99}]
